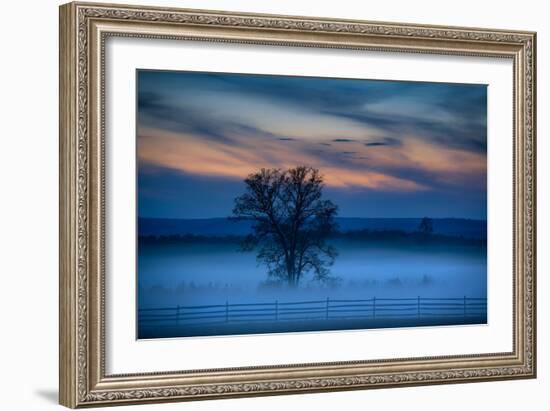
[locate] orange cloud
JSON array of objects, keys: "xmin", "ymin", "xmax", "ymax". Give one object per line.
[
  {"xmin": 137, "ymin": 127, "xmax": 428, "ymax": 192},
  {"xmin": 405, "ymin": 138, "xmax": 486, "ymax": 174}
]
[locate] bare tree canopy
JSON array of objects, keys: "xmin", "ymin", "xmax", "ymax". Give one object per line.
[
  {"xmin": 418, "ymin": 216, "xmax": 434, "ymax": 238},
  {"xmin": 232, "ymin": 166, "xmax": 338, "ymax": 286}
]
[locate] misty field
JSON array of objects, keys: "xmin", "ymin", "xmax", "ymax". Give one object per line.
[{"xmin": 137, "ymin": 236, "xmax": 486, "ymax": 338}]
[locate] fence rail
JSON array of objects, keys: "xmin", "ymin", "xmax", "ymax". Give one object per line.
[{"xmin": 138, "ymin": 297, "xmax": 487, "ymax": 327}]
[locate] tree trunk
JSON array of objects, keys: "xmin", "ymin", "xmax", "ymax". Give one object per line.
[{"xmin": 286, "ymin": 253, "xmax": 297, "ymax": 287}]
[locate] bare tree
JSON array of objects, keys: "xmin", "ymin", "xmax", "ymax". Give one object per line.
[
  {"xmin": 418, "ymin": 216, "xmax": 434, "ymax": 239},
  {"xmin": 232, "ymin": 166, "xmax": 338, "ymax": 287}
]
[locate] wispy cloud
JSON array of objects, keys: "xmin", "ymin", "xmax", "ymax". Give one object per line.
[{"xmin": 137, "ymin": 70, "xmax": 487, "ymax": 202}]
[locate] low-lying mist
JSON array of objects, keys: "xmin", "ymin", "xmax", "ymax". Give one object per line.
[{"xmin": 138, "ymin": 237, "xmax": 486, "ymax": 309}]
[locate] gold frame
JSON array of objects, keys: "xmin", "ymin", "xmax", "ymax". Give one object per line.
[{"xmin": 59, "ymin": 1, "xmax": 537, "ymax": 408}]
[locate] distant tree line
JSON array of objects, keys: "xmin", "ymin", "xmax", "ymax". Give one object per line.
[
  {"xmin": 139, "ymin": 234, "xmax": 243, "ymax": 244},
  {"xmin": 139, "ymin": 229, "xmax": 484, "ymax": 245}
]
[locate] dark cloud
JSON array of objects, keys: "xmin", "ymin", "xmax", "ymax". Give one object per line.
[
  {"xmin": 326, "ymin": 108, "xmax": 486, "ymax": 153},
  {"xmin": 138, "ymin": 91, "xmax": 300, "ymax": 146},
  {"xmin": 195, "ymin": 72, "xmax": 379, "ymax": 112},
  {"xmin": 138, "ymin": 91, "xmax": 164, "ymax": 111},
  {"xmin": 189, "ymin": 72, "xmax": 487, "ymax": 154},
  {"xmin": 138, "ymin": 90, "xmax": 232, "ymax": 143},
  {"xmin": 332, "ymin": 138, "xmax": 356, "ymax": 143},
  {"xmin": 365, "ymin": 137, "xmax": 402, "ymax": 147}
]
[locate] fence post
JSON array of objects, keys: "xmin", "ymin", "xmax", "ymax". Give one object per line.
[
  {"xmin": 417, "ymin": 296, "xmax": 420, "ymax": 319},
  {"xmin": 176, "ymin": 305, "xmax": 180, "ymax": 326},
  {"xmin": 325, "ymin": 297, "xmax": 330, "ymax": 320},
  {"xmin": 275, "ymin": 300, "xmax": 278, "ymax": 321},
  {"xmin": 225, "ymin": 301, "xmax": 229, "ymax": 323},
  {"xmin": 373, "ymin": 297, "xmax": 376, "ymax": 319},
  {"xmin": 463, "ymin": 296, "xmax": 467, "ymax": 320}
]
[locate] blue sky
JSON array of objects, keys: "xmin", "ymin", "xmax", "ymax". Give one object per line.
[{"xmin": 137, "ymin": 70, "xmax": 487, "ymax": 219}]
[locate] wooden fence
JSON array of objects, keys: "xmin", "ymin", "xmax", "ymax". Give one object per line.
[{"xmin": 138, "ymin": 297, "xmax": 487, "ymax": 327}]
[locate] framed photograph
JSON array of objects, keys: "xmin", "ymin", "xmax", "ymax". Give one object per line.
[{"xmin": 59, "ymin": 2, "xmax": 536, "ymax": 408}]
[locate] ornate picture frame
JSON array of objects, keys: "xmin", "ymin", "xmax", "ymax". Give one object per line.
[{"xmin": 59, "ymin": 2, "xmax": 536, "ymax": 408}]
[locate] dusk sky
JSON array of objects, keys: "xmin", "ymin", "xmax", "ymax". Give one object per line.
[{"xmin": 137, "ymin": 70, "xmax": 487, "ymax": 219}]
